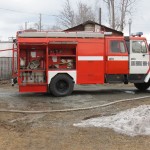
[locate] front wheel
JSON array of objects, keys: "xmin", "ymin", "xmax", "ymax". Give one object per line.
[
  {"xmin": 49, "ymin": 74, "xmax": 74, "ymax": 97},
  {"xmin": 134, "ymin": 82, "xmax": 150, "ymax": 91}
]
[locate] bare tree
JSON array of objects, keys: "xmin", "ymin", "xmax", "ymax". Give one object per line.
[
  {"xmin": 58, "ymin": 0, "xmax": 75, "ymax": 28},
  {"xmin": 58, "ymin": 0, "xmax": 96, "ymax": 28},
  {"xmin": 103, "ymin": 0, "xmax": 137, "ymax": 31},
  {"xmin": 111, "ymin": 0, "xmax": 115, "ymax": 29},
  {"xmin": 18, "ymin": 25, "xmax": 24, "ymax": 31},
  {"xmin": 103, "ymin": 0, "xmax": 115, "ymax": 28},
  {"xmin": 119, "ymin": 0, "xmax": 137, "ymax": 31},
  {"xmin": 34, "ymin": 23, "xmax": 40, "ymax": 30},
  {"xmin": 46, "ymin": 25, "xmax": 62, "ymax": 31},
  {"xmin": 75, "ymin": 2, "xmax": 95, "ymax": 25}
]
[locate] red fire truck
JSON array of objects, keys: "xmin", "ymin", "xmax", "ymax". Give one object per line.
[{"xmin": 12, "ymin": 31, "xmax": 150, "ymax": 96}]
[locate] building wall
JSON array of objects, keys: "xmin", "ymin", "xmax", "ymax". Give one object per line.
[
  {"xmin": 95, "ymin": 25, "xmax": 101, "ymax": 32},
  {"xmin": 65, "ymin": 22, "xmax": 123, "ymax": 36},
  {"xmin": 0, "ymin": 42, "xmax": 17, "ymax": 80},
  {"xmin": 84, "ymin": 24, "xmax": 95, "ymax": 31},
  {"xmin": 84, "ymin": 24, "xmax": 101, "ymax": 32}
]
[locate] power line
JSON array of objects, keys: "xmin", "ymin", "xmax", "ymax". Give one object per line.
[
  {"xmin": 0, "ymin": 7, "xmax": 37, "ymax": 15},
  {"xmin": 0, "ymin": 7, "xmax": 58, "ymax": 17}
]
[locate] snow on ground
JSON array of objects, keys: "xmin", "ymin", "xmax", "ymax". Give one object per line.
[{"xmin": 74, "ymin": 105, "xmax": 150, "ymax": 136}]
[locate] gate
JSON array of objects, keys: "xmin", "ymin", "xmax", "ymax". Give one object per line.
[{"xmin": 0, "ymin": 57, "xmax": 17, "ymax": 80}]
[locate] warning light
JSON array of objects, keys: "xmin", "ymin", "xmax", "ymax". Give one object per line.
[{"xmin": 131, "ymin": 32, "xmax": 143, "ymax": 37}]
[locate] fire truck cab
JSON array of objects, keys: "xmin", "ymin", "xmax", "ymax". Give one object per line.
[
  {"xmin": 125, "ymin": 33, "xmax": 150, "ymax": 90},
  {"xmin": 13, "ymin": 31, "xmax": 150, "ymax": 96}
]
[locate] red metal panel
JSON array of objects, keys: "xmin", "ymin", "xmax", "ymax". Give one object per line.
[
  {"xmin": 18, "ymin": 38, "xmax": 47, "ymax": 43},
  {"xmin": 106, "ymin": 61, "xmax": 129, "ymax": 74},
  {"xmin": 18, "ymin": 44, "xmax": 21, "ymax": 84},
  {"xmin": 77, "ymin": 41, "xmax": 104, "ymax": 56},
  {"xmin": 46, "ymin": 45, "xmax": 49, "ymax": 84},
  {"xmin": 77, "ymin": 61, "xmax": 104, "ymax": 84},
  {"xmin": 19, "ymin": 85, "xmax": 47, "ymax": 93},
  {"xmin": 77, "ymin": 40, "xmax": 105, "ymax": 84}
]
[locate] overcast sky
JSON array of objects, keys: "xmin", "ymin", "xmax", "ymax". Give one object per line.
[{"xmin": 0, "ymin": 0, "xmax": 150, "ymax": 42}]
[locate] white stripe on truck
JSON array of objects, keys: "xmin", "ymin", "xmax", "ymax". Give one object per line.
[
  {"xmin": 108, "ymin": 56, "xmax": 128, "ymax": 61},
  {"xmin": 78, "ymin": 56, "xmax": 104, "ymax": 61}
]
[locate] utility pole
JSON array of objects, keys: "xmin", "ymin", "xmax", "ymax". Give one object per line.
[
  {"xmin": 39, "ymin": 13, "xmax": 42, "ymax": 31},
  {"xmin": 99, "ymin": 8, "xmax": 101, "ymax": 25},
  {"xmin": 128, "ymin": 18, "xmax": 132, "ymax": 36},
  {"xmin": 25, "ymin": 22, "xmax": 28, "ymax": 30}
]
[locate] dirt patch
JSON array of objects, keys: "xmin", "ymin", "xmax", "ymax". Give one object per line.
[
  {"xmin": 0, "ymin": 80, "xmax": 11, "ymax": 85},
  {"xmin": 0, "ymin": 84, "xmax": 150, "ymax": 150}
]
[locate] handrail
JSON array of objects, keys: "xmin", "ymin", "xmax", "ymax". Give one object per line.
[{"xmin": 0, "ymin": 48, "xmax": 17, "ymax": 52}]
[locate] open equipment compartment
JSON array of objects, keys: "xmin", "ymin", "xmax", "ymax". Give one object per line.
[
  {"xmin": 48, "ymin": 41, "xmax": 77, "ymax": 70},
  {"xmin": 19, "ymin": 44, "xmax": 47, "ymax": 84}
]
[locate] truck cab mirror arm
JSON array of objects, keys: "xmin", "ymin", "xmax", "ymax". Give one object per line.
[{"xmin": 148, "ymin": 44, "xmax": 150, "ymax": 52}]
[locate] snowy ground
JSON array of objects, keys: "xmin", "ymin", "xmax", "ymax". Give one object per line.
[{"xmin": 74, "ymin": 105, "xmax": 150, "ymax": 137}]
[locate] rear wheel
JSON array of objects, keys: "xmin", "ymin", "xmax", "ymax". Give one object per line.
[
  {"xmin": 134, "ymin": 82, "xmax": 150, "ymax": 91},
  {"xmin": 50, "ymin": 74, "xmax": 74, "ymax": 97}
]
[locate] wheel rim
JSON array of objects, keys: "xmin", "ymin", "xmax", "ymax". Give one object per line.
[{"xmin": 56, "ymin": 80, "xmax": 69, "ymax": 93}]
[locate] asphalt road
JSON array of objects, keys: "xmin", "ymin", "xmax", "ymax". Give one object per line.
[{"xmin": 0, "ymin": 84, "xmax": 150, "ymax": 111}]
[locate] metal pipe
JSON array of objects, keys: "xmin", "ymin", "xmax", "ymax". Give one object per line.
[
  {"xmin": 99, "ymin": 8, "xmax": 101, "ymax": 25},
  {"xmin": 128, "ymin": 18, "xmax": 132, "ymax": 36}
]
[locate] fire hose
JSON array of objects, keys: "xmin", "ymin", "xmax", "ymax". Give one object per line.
[{"xmin": 0, "ymin": 95, "xmax": 150, "ymax": 114}]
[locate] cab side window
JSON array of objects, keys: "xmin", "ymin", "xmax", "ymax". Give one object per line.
[{"xmin": 110, "ymin": 41, "xmax": 126, "ymax": 53}]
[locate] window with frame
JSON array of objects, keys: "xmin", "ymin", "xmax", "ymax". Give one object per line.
[
  {"xmin": 132, "ymin": 41, "xmax": 147, "ymax": 53},
  {"xmin": 110, "ymin": 41, "xmax": 126, "ymax": 53}
]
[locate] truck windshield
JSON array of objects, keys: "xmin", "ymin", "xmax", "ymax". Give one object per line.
[{"xmin": 132, "ymin": 41, "xmax": 147, "ymax": 53}]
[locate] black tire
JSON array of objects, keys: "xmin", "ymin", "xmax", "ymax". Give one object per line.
[
  {"xmin": 134, "ymin": 83, "xmax": 150, "ymax": 91},
  {"xmin": 50, "ymin": 74, "xmax": 74, "ymax": 97}
]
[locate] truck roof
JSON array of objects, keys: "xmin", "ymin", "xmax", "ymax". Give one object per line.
[
  {"xmin": 17, "ymin": 31, "xmax": 105, "ymax": 38},
  {"xmin": 125, "ymin": 36, "xmax": 146, "ymax": 41}
]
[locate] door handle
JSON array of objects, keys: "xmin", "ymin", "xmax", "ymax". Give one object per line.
[
  {"xmin": 109, "ymin": 57, "xmax": 114, "ymax": 60},
  {"xmin": 131, "ymin": 58, "xmax": 136, "ymax": 60}
]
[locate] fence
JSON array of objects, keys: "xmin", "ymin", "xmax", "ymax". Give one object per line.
[{"xmin": 0, "ymin": 57, "xmax": 17, "ymax": 80}]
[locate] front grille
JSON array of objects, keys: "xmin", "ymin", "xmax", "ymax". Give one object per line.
[
  {"xmin": 131, "ymin": 61, "xmax": 148, "ymax": 66},
  {"xmin": 143, "ymin": 61, "xmax": 148, "ymax": 66},
  {"xmin": 136, "ymin": 61, "xmax": 142, "ymax": 66}
]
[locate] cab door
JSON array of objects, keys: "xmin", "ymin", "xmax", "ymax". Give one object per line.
[
  {"xmin": 106, "ymin": 38, "xmax": 129, "ymax": 75},
  {"xmin": 129, "ymin": 40, "xmax": 149, "ymax": 74}
]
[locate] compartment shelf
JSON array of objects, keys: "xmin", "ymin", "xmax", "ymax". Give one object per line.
[
  {"xmin": 20, "ymin": 83, "xmax": 47, "ymax": 85},
  {"xmin": 20, "ymin": 69, "xmax": 46, "ymax": 72}
]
